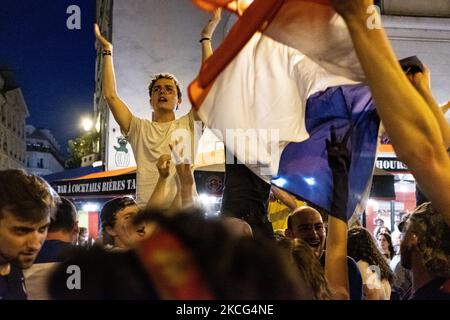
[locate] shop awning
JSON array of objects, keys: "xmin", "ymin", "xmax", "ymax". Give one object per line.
[{"xmin": 51, "ymin": 167, "xmax": 137, "ymax": 198}]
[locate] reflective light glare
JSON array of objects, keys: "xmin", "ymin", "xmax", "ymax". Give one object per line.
[
  {"xmin": 272, "ymin": 177, "xmax": 287, "ymax": 187},
  {"xmin": 304, "ymin": 177, "xmax": 316, "ymax": 186},
  {"xmin": 93, "ymin": 161, "xmax": 103, "ymax": 167},
  {"xmin": 199, "ymin": 194, "xmax": 219, "ymax": 205},
  {"xmin": 367, "ymin": 199, "xmax": 380, "ymax": 211},
  {"xmin": 82, "ymin": 203, "xmax": 99, "ymax": 212},
  {"xmin": 81, "ymin": 118, "xmax": 93, "ymax": 131}
]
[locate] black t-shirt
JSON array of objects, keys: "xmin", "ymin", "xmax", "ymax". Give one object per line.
[
  {"xmin": 410, "ymin": 277, "xmax": 450, "ymax": 300},
  {"xmin": 221, "ymin": 149, "xmax": 271, "ymax": 216},
  {"xmin": 0, "ymin": 264, "xmax": 27, "ymax": 300},
  {"xmin": 34, "ymin": 240, "xmax": 74, "ymax": 263}
]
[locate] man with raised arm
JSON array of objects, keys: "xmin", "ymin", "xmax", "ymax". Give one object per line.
[
  {"xmin": 94, "ymin": 24, "xmax": 201, "ymax": 209},
  {"xmin": 329, "ymin": 0, "xmax": 450, "ymax": 225},
  {"xmin": 329, "ymin": 0, "xmax": 450, "ymax": 299}
]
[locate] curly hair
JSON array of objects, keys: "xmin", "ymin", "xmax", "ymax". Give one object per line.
[
  {"xmin": 348, "ymin": 227, "xmax": 394, "ymax": 283},
  {"xmin": 277, "ymin": 237, "xmax": 332, "ymax": 300},
  {"xmin": 408, "ymin": 202, "xmax": 450, "ymax": 278},
  {"xmin": 148, "ymin": 73, "xmax": 182, "ymax": 99}
]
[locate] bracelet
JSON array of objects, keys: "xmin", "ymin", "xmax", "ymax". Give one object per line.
[
  {"xmin": 199, "ymin": 37, "xmax": 211, "ymax": 43},
  {"xmin": 102, "ymin": 49, "xmax": 112, "ymax": 56}
]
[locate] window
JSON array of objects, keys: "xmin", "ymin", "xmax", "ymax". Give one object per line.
[
  {"xmin": 1, "ymin": 105, "xmax": 5, "ymax": 123},
  {"xmin": 37, "ymin": 158, "xmax": 44, "ymax": 168}
]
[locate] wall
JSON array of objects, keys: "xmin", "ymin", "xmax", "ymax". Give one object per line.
[
  {"xmin": 0, "ymin": 83, "xmax": 28, "ymax": 169},
  {"xmin": 384, "ymin": 15, "xmax": 450, "ymax": 104},
  {"xmin": 27, "ymin": 150, "xmax": 64, "ymax": 176}
]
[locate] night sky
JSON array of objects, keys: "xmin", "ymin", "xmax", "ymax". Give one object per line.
[{"xmin": 0, "ymin": 0, "xmax": 96, "ymax": 155}]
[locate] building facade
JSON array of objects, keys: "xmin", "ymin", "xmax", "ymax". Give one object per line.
[
  {"xmin": 0, "ymin": 69, "xmax": 28, "ymax": 170},
  {"xmin": 95, "ymin": 0, "xmax": 114, "ymax": 169},
  {"xmin": 26, "ymin": 125, "xmax": 65, "ymax": 176}
]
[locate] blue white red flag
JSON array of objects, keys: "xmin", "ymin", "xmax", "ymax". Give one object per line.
[{"xmin": 189, "ymin": 0, "xmax": 380, "ymax": 220}]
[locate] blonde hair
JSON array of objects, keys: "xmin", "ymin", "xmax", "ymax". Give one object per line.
[{"xmin": 278, "ymin": 236, "xmax": 332, "ymax": 300}]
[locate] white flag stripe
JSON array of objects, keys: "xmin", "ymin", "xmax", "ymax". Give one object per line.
[{"xmin": 198, "ymin": 32, "xmax": 356, "ymax": 178}]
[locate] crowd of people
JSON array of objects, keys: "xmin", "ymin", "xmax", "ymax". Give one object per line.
[{"xmin": 1, "ymin": 0, "xmax": 449, "ymax": 300}]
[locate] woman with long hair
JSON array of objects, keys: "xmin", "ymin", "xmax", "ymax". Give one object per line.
[
  {"xmin": 348, "ymin": 227, "xmax": 394, "ymax": 300},
  {"xmin": 377, "ymin": 232, "xmax": 395, "ymax": 262}
]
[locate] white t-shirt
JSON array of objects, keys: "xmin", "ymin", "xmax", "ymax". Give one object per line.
[
  {"xmin": 357, "ymin": 260, "xmax": 391, "ymax": 300},
  {"xmin": 125, "ymin": 111, "xmax": 199, "ymax": 208}
]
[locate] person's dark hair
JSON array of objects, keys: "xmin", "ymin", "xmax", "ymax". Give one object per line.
[
  {"xmin": 397, "ymin": 213, "xmax": 410, "ymax": 233},
  {"xmin": 377, "ymin": 232, "xmax": 395, "ymax": 260},
  {"xmin": 49, "ymin": 208, "xmax": 310, "ymax": 299},
  {"xmin": 148, "ymin": 73, "xmax": 182, "ymax": 100},
  {"xmin": 48, "ymin": 247, "xmax": 159, "ymax": 300},
  {"xmin": 133, "ymin": 208, "xmax": 310, "ymax": 299},
  {"xmin": 48, "ymin": 197, "xmax": 78, "ymax": 233},
  {"xmin": 0, "ymin": 169, "xmax": 59, "ymax": 223},
  {"xmin": 79, "ymin": 227, "xmax": 88, "ymax": 234},
  {"xmin": 277, "ymin": 236, "xmax": 332, "ymax": 300},
  {"xmin": 100, "ymin": 196, "xmax": 136, "ymax": 230},
  {"xmin": 408, "ymin": 202, "xmax": 450, "ymax": 278},
  {"xmin": 348, "ymin": 227, "xmax": 394, "ymax": 283},
  {"xmin": 376, "ymin": 226, "xmax": 391, "ymax": 238},
  {"xmin": 100, "ymin": 197, "xmax": 136, "ymax": 246}
]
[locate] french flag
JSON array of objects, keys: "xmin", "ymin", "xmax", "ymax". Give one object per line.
[{"xmin": 189, "ymin": 0, "xmax": 380, "ymax": 221}]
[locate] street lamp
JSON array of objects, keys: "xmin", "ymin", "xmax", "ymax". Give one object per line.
[{"xmin": 81, "ymin": 117, "xmax": 93, "ymax": 132}]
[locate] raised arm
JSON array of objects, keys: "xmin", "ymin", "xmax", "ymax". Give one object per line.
[
  {"xmin": 171, "ymin": 143, "xmax": 197, "ymax": 209},
  {"xmin": 94, "ymin": 24, "xmax": 133, "ymax": 133},
  {"xmin": 200, "ymin": 9, "xmax": 221, "ymax": 63},
  {"xmin": 147, "ymin": 154, "xmax": 172, "ymax": 210},
  {"xmin": 329, "ymin": 0, "xmax": 450, "ymax": 225},
  {"xmin": 407, "ymin": 65, "xmax": 450, "ymax": 148},
  {"xmin": 175, "ymin": 163, "xmax": 196, "ymax": 208},
  {"xmin": 271, "ymin": 186, "xmax": 298, "ymax": 211},
  {"xmin": 325, "ymin": 126, "xmax": 351, "ymax": 300}
]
